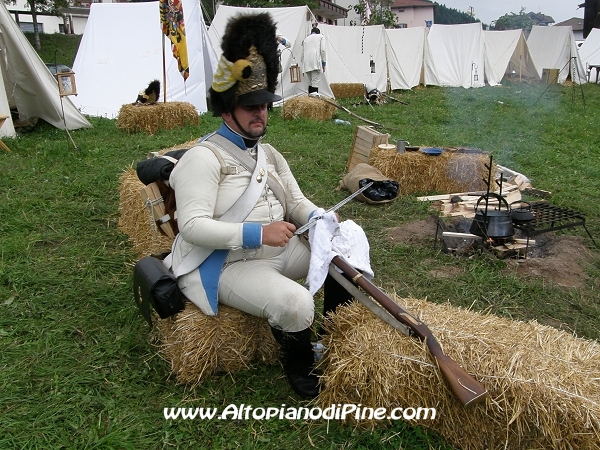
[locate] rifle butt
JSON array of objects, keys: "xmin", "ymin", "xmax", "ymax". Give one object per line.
[{"xmin": 435, "ymin": 353, "xmax": 488, "ymax": 407}]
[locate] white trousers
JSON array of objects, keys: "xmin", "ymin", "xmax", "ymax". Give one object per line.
[
  {"xmin": 306, "ymin": 70, "xmax": 322, "ymax": 88},
  {"xmin": 218, "ymin": 236, "xmax": 314, "ymax": 332}
]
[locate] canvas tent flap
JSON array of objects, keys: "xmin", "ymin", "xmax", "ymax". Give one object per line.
[
  {"xmin": 527, "ymin": 25, "xmax": 586, "ymax": 85},
  {"xmin": 578, "ymin": 28, "xmax": 600, "ymax": 72},
  {"xmin": 386, "ymin": 26, "xmax": 427, "ymax": 90},
  {"xmin": 0, "ymin": 67, "xmax": 16, "ymax": 138},
  {"xmin": 0, "ymin": 1, "xmax": 90, "ymax": 136},
  {"xmin": 72, "ymin": 0, "xmax": 217, "ymax": 118},
  {"xmin": 483, "ymin": 30, "xmax": 539, "ymax": 86},
  {"xmin": 424, "ymin": 23, "xmax": 485, "ymax": 89},
  {"xmin": 319, "ymin": 24, "xmax": 388, "ymax": 93},
  {"xmin": 208, "ymin": 5, "xmax": 334, "ymax": 101}
]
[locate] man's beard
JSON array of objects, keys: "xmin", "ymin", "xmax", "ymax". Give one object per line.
[
  {"xmin": 230, "ymin": 112, "xmax": 266, "ymax": 139},
  {"xmin": 246, "ymin": 120, "xmax": 266, "ymax": 138}
]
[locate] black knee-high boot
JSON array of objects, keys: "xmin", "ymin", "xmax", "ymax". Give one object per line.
[
  {"xmin": 270, "ymin": 327, "xmax": 319, "ymax": 398},
  {"xmin": 318, "ymin": 273, "xmax": 354, "ymax": 337}
]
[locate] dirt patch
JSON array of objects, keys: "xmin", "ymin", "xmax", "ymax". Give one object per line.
[
  {"xmin": 388, "ymin": 216, "xmax": 439, "ymax": 243},
  {"xmin": 387, "ymin": 216, "xmax": 595, "ymax": 288},
  {"xmin": 506, "ymin": 236, "xmax": 592, "ymax": 288}
]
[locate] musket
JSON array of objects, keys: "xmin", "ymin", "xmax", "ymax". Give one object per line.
[
  {"xmin": 329, "ymin": 255, "xmax": 489, "ymax": 408},
  {"xmin": 294, "ymin": 182, "xmax": 373, "ymax": 235}
]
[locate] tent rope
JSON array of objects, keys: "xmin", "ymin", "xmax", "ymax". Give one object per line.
[{"xmin": 321, "ymin": 31, "xmax": 367, "ymax": 86}]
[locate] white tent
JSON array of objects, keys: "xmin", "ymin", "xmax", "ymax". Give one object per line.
[
  {"xmin": 385, "ymin": 26, "xmax": 427, "ymax": 90},
  {"xmin": 483, "ymin": 30, "xmax": 539, "ymax": 86},
  {"xmin": 72, "ymin": 0, "xmax": 217, "ymax": 118},
  {"xmin": 424, "ymin": 23, "xmax": 485, "ymax": 88},
  {"xmin": 0, "ymin": 1, "xmax": 91, "ymax": 138},
  {"xmin": 578, "ymin": 27, "xmax": 600, "ymax": 79},
  {"xmin": 208, "ymin": 5, "xmax": 334, "ymax": 101},
  {"xmin": 318, "ymin": 23, "xmax": 388, "ymax": 93},
  {"xmin": 527, "ymin": 25, "xmax": 586, "ymax": 84}
]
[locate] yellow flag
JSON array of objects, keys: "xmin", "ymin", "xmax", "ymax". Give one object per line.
[{"xmin": 159, "ymin": 0, "xmax": 189, "ymax": 80}]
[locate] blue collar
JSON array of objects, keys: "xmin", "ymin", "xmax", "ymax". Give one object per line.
[{"xmin": 216, "ymin": 123, "xmax": 261, "ymax": 150}]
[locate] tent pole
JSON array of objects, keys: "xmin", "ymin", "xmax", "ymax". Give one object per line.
[
  {"xmin": 385, "ymin": 40, "xmax": 391, "ymax": 93},
  {"xmin": 519, "ymin": 38, "xmax": 522, "ymax": 82},
  {"xmin": 162, "ymin": 35, "xmax": 167, "ymax": 103}
]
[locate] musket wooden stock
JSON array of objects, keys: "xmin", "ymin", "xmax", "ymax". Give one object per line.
[{"xmin": 331, "ymin": 256, "xmax": 488, "ymax": 407}]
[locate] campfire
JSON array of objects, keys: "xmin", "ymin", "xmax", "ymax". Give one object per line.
[
  {"xmin": 429, "ymin": 155, "xmax": 595, "ymax": 259},
  {"xmin": 436, "ymin": 216, "xmax": 535, "ymax": 259}
]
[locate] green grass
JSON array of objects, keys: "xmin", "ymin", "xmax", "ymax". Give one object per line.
[
  {"xmin": 24, "ymin": 32, "xmax": 82, "ymax": 67},
  {"xmin": 1, "ymin": 34, "xmax": 599, "ymax": 450}
]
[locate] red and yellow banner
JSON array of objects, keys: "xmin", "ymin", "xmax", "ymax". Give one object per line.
[{"xmin": 159, "ymin": 0, "xmax": 189, "ymax": 80}]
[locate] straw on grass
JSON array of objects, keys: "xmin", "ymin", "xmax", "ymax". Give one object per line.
[
  {"xmin": 318, "ymin": 299, "xmax": 600, "ymax": 450},
  {"xmin": 330, "ymin": 83, "xmax": 365, "ymax": 99},
  {"xmin": 369, "ymin": 148, "xmax": 493, "ymax": 195},
  {"xmin": 153, "ymin": 302, "xmax": 279, "ymax": 386},
  {"xmin": 116, "ymin": 102, "xmax": 199, "ymax": 135},
  {"xmin": 282, "ymin": 96, "xmax": 337, "ymax": 122}
]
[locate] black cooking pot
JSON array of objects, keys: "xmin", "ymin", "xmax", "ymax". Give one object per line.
[
  {"xmin": 510, "ymin": 201, "xmax": 534, "ymax": 223},
  {"xmin": 470, "ymin": 194, "xmax": 515, "ymax": 238}
]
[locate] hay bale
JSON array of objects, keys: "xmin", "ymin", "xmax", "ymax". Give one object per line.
[
  {"xmin": 282, "ymin": 96, "xmax": 337, "ymax": 122},
  {"xmin": 118, "ymin": 141, "xmax": 198, "ymax": 257},
  {"xmin": 116, "ymin": 102, "xmax": 199, "ymax": 135},
  {"xmin": 369, "ymin": 148, "xmax": 493, "ymax": 195},
  {"xmin": 330, "ymin": 83, "xmax": 365, "ymax": 99},
  {"xmin": 118, "ymin": 168, "xmax": 173, "ymax": 257},
  {"xmin": 318, "ymin": 300, "xmax": 600, "ymax": 450},
  {"xmin": 154, "ymin": 302, "xmax": 279, "ymax": 385}
]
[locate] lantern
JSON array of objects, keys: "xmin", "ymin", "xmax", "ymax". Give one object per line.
[{"xmin": 289, "ymin": 64, "xmax": 301, "ymax": 83}]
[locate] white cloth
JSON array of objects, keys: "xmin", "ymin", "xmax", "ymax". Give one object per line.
[
  {"xmin": 306, "ymin": 209, "xmax": 373, "ymax": 295},
  {"xmin": 306, "ymin": 70, "xmax": 322, "ymax": 88}
]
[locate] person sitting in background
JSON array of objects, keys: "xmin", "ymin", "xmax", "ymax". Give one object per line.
[{"xmin": 168, "ymin": 13, "xmax": 352, "ymax": 399}]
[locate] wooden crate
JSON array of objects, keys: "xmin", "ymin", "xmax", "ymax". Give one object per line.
[
  {"xmin": 541, "ymin": 68, "xmax": 559, "ymax": 84},
  {"xmin": 346, "ymin": 125, "xmax": 390, "ymax": 172}
]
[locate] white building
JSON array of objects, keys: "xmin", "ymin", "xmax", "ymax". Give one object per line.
[
  {"xmin": 336, "ymin": 0, "xmax": 434, "ymax": 28},
  {"xmin": 390, "ymin": 0, "xmax": 434, "ymax": 28},
  {"xmin": 6, "ymin": 0, "xmax": 97, "ymax": 34}
]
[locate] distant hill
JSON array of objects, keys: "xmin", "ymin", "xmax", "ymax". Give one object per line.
[{"xmin": 434, "ymin": 3, "xmax": 482, "ymax": 26}]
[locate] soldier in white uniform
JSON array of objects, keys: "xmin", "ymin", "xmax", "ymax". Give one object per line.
[
  {"xmin": 301, "ymin": 27, "xmax": 326, "ymax": 95},
  {"xmin": 168, "ymin": 13, "xmax": 351, "ymax": 399}
]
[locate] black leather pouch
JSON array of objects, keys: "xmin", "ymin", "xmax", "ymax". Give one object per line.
[{"xmin": 133, "ymin": 255, "xmax": 184, "ymax": 325}]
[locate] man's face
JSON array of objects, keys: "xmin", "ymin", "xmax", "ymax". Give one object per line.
[{"xmin": 223, "ymin": 103, "xmax": 268, "ymax": 138}]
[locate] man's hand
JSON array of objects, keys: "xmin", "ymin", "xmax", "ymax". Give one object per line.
[{"xmin": 262, "ymin": 221, "xmax": 296, "ymax": 247}]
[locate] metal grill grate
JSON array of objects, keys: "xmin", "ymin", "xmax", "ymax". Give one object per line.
[{"xmin": 513, "ymin": 201, "xmax": 596, "ymax": 246}]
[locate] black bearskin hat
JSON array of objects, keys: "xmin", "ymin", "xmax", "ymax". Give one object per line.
[{"xmin": 209, "ymin": 13, "xmax": 282, "ymax": 116}]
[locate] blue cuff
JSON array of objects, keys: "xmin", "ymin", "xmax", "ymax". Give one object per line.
[
  {"xmin": 242, "ymin": 223, "xmax": 262, "ymax": 249},
  {"xmin": 322, "ymin": 61, "xmax": 326, "ymax": 68}
]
